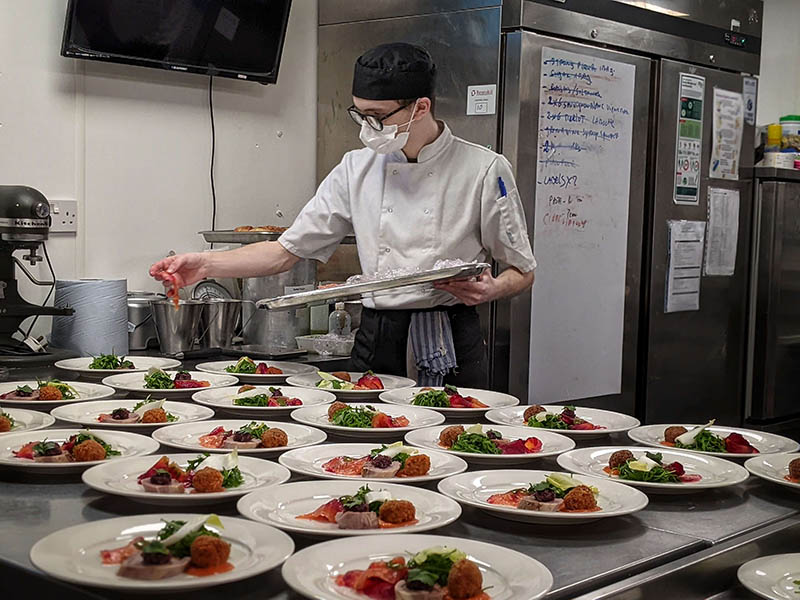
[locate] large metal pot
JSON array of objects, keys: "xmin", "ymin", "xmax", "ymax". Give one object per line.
[
  {"xmin": 241, "ymin": 259, "xmax": 316, "ymax": 350},
  {"xmin": 127, "ymin": 291, "xmax": 164, "ymax": 350}
]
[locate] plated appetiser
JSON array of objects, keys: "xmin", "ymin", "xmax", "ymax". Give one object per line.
[
  {"xmin": 281, "ymin": 534, "xmax": 553, "ymax": 600},
  {"xmin": 196, "ymin": 359, "xmax": 316, "ymax": 383},
  {"xmin": 486, "ymin": 405, "xmax": 639, "ymax": 437},
  {"xmin": 556, "ymin": 446, "xmax": 750, "ymax": 493},
  {"xmin": 327, "ymin": 402, "xmax": 409, "ymax": 428},
  {"xmin": 291, "ymin": 402, "xmax": 444, "ymax": 439},
  {"xmin": 198, "ymin": 421, "xmax": 288, "ymax": 450},
  {"xmin": 101, "ymin": 397, "xmax": 177, "ymax": 424},
  {"xmin": 323, "ymin": 442, "xmax": 433, "ymax": 479},
  {"xmin": 736, "ymin": 553, "xmax": 800, "ymax": 600},
  {"xmin": 225, "ymin": 357, "xmax": 282, "ymax": 375},
  {"xmin": 152, "ymin": 419, "xmax": 327, "ymax": 456},
  {"xmin": 237, "ymin": 480, "xmax": 462, "ymax": 537},
  {"xmin": 137, "ymin": 451, "xmax": 244, "ymax": 494},
  {"xmin": 145, "ymin": 369, "xmax": 210, "ymax": 390},
  {"xmin": 101, "ymin": 515, "xmax": 233, "ymax": 580},
  {"xmin": 51, "ymin": 399, "xmax": 214, "ymax": 431},
  {"xmin": 89, "ymin": 353, "xmax": 135, "ymax": 370},
  {"xmin": 14, "ymin": 430, "xmax": 121, "ymax": 463},
  {"xmin": 437, "ymin": 469, "xmax": 648, "ymax": 524},
  {"xmin": 336, "ymin": 546, "xmax": 488, "ymax": 600},
  {"xmin": 627, "ymin": 420, "xmax": 799, "ymax": 457},
  {"xmin": 286, "ymin": 371, "xmax": 416, "ymax": 400},
  {"xmin": 523, "ymin": 405, "xmax": 604, "ymax": 431},
  {"xmin": 30, "ymin": 513, "xmax": 294, "ymax": 591},
  {"xmin": 411, "ymin": 385, "xmax": 488, "ymax": 409},
  {"xmin": 487, "ymin": 473, "xmax": 601, "ymax": 513},
  {"xmin": 298, "ymin": 485, "xmax": 419, "ymax": 530},
  {"xmin": 744, "ymin": 452, "xmax": 800, "ymax": 492},
  {"xmin": 82, "ymin": 452, "xmax": 291, "ymax": 505},
  {"xmin": 232, "ymin": 385, "xmax": 302, "ymax": 407},
  {"xmin": 0, "ymin": 408, "xmax": 56, "ymax": 433},
  {"xmin": 405, "ymin": 424, "xmax": 575, "ymax": 462},
  {"xmin": 0, "ymin": 428, "xmax": 159, "ymax": 472},
  {"xmin": 317, "ymin": 371, "xmax": 384, "ymax": 391},
  {"xmin": 0, "ymin": 379, "xmax": 111, "ymax": 404}
]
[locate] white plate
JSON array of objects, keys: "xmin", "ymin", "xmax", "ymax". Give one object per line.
[
  {"xmin": 290, "ymin": 403, "xmax": 445, "ymax": 438},
  {"xmin": 0, "ymin": 429, "xmax": 159, "ymax": 473},
  {"xmin": 556, "ymin": 446, "xmax": 750, "ymax": 494},
  {"xmin": 0, "ymin": 408, "xmax": 55, "ymax": 433},
  {"xmin": 30, "ymin": 513, "xmax": 294, "ymax": 592},
  {"xmin": 486, "ymin": 405, "xmax": 640, "ymax": 437},
  {"xmin": 102, "ymin": 370, "xmax": 239, "ymax": 398},
  {"xmin": 282, "ymin": 533, "xmax": 553, "ymax": 600},
  {"xmin": 285, "ymin": 372, "xmax": 416, "ymax": 400},
  {"xmin": 745, "ymin": 453, "xmax": 800, "ymax": 492},
  {"xmin": 737, "ymin": 553, "xmax": 800, "ymax": 600},
  {"xmin": 196, "ymin": 360, "xmax": 317, "ymax": 384},
  {"xmin": 55, "ymin": 356, "xmax": 181, "ymax": 379},
  {"xmin": 51, "ymin": 400, "xmax": 215, "ymax": 431},
  {"xmin": 404, "ymin": 424, "xmax": 575, "ymax": 463},
  {"xmin": 237, "ymin": 480, "xmax": 462, "ymax": 536},
  {"xmin": 278, "ymin": 443, "xmax": 468, "ymax": 484},
  {"xmin": 152, "ymin": 419, "xmax": 327, "ymax": 456},
  {"xmin": 82, "ymin": 453, "xmax": 291, "ymax": 505},
  {"xmin": 192, "ymin": 385, "xmax": 335, "ymax": 417},
  {"xmin": 380, "ymin": 386, "xmax": 520, "ymax": 415},
  {"xmin": 628, "ymin": 424, "xmax": 799, "ymax": 458},
  {"xmin": 0, "ymin": 381, "xmax": 115, "ymax": 408},
  {"xmin": 437, "ymin": 469, "xmax": 649, "ymax": 524}
]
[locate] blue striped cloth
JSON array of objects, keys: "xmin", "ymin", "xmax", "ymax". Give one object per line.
[{"xmin": 409, "ymin": 311, "xmax": 457, "ymax": 386}]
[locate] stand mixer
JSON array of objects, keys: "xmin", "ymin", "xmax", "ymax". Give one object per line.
[{"xmin": 0, "ymin": 186, "xmax": 73, "ymax": 358}]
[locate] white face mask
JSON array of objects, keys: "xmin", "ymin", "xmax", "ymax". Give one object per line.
[{"xmin": 359, "ymin": 101, "xmax": 418, "ymax": 154}]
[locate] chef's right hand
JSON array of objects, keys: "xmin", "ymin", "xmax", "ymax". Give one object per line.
[{"xmin": 149, "ymin": 253, "xmax": 208, "ymax": 289}]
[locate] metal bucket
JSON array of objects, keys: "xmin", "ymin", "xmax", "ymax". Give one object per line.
[
  {"xmin": 128, "ymin": 291, "xmax": 164, "ymax": 350},
  {"xmin": 241, "ymin": 259, "xmax": 316, "ymax": 350},
  {"xmin": 198, "ymin": 299, "xmax": 242, "ymax": 349},
  {"xmin": 151, "ymin": 299, "xmax": 204, "ymax": 354}
]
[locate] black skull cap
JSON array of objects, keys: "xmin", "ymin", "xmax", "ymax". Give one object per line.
[{"xmin": 352, "ymin": 42, "xmax": 436, "ymax": 101}]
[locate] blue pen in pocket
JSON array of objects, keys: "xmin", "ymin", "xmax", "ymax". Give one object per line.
[{"xmin": 498, "ymin": 176, "xmax": 507, "ymax": 198}]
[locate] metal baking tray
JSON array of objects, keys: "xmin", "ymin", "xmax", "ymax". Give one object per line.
[
  {"xmin": 200, "ymin": 230, "xmax": 357, "ymax": 245},
  {"xmin": 257, "ymin": 262, "xmax": 491, "ymax": 310}
]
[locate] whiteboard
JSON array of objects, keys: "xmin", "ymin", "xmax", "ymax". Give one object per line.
[{"xmin": 529, "ymin": 47, "xmax": 636, "ymax": 403}]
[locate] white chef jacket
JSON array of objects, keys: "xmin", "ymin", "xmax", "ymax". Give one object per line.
[{"xmin": 278, "ymin": 122, "xmax": 537, "ymax": 310}]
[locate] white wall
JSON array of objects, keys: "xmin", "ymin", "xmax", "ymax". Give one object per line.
[
  {"xmin": 0, "ymin": 0, "xmax": 318, "ymax": 338},
  {"xmin": 758, "ymin": 0, "xmax": 800, "ymax": 124}
]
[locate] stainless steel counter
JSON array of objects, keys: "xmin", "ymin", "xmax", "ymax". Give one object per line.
[{"xmin": 0, "ymin": 366, "xmax": 795, "ymax": 599}]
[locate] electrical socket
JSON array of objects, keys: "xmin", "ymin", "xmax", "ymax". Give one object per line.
[{"xmin": 50, "ymin": 200, "xmax": 78, "ymax": 233}]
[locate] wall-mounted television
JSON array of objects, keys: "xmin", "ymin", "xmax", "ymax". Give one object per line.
[{"xmin": 61, "ymin": 0, "xmax": 292, "ymax": 84}]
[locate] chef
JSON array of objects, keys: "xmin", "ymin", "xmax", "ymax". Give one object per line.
[{"xmin": 150, "ymin": 42, "xmax": 536, "ymax": 387}]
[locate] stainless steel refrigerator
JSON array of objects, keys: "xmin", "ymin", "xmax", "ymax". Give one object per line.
[{"xmin": 316, "ymin": 0, "xmax": 762, "ymax": 423}]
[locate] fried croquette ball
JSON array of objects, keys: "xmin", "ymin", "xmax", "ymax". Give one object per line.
[
  {"xmin": 439, "ymin": 425, "xmax": 465, "ymax": 448},
  {"xmin": 447, "ymin": 558, "xmax": 483, "ymax": 599},
  {"xmin": 237, "ymin": 385, "xmax": 256, "ymax": 393},
  {"xmin": 563, "ymin": 485, "xmax": 597, "ymax": 511},
  {"xmin": 523, "ymin": 405, "xmax": 547, "ymax": 422},
  {"xmin": 38, "ymin": 386, "xmax": 63, "ymax": 401},
  {"xmin": 0, "ymin": 416, "xmax": 11, "ymax": 433},
  {"xmin": 190, "ymin": 535, "xmax": 231, "ymax": 568},
  {"xmin": 789, "ymin": 458, "xmax": 800, "ymax": 480},
  {"xmin": 608, "ymin": 449, "xmax": 634, "ymax": 469},
  {"xmin": 141, "ymin": 408, "xmax": 168, "ymax": 423},
  {"xmin": 328, "ymin": 401, "xmax": 348, "ymax": 420},
  {"xmin": 260, "ymin": 428, "xmax": 288, "ymax": 448},
  {"xmin": 378, "ymin": 499, "xmax": 416, "ymax": 524},
  {"xmin": 397, "ymin": 454, "xmax": 431, "ymax": 478},
  {"xmin": 331, "ymin": 372, "xmax": 351, "ymax": 382},
  {"xmin": 664, "ymin": 426, "xmax": 688, "ymax": 443},
  {"xmin": 72, "ymin": 439, "xmax": 106, "ymax": 462},
  {"xmin": 192, "ymin": 467, "xmax": 224, "ymax": 493}
]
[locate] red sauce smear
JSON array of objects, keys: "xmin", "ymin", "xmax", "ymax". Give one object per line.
[
  {"xmin": 379, "ymin": 518, "xmax": 418, "ymax": 529},
  {"xmin": 559, "ymin": 505, "xmax": 602, "ymax": 513},
  {"xmin": 660, "ymin": 441, "xmax": 676, "ymax": 447},
  {"xmin": 603, "ymin": 466, "xmax": 620, "ymax": 476},
  {"xmin": 784, "ymin": 475, "xmax": 800, "ymax": 484},
  {"xmin": 185, "ymin": 562, "xmax": 234, "ymax": 577}
]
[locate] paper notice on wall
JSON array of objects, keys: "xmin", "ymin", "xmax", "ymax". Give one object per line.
[
  {"xmin": 710, "ymin": 88, "xmax": 744, "ymax": 180},
  {"xmin": 666, "ymin": 220, "xmax": 706, "ymax": 313},
  {"xmin": 529, "ymin": 47, "xmax": 636, "ymax": 403},
  {"xmin": 674, "ymin": 73, "xmax": 705, "ymax": 205},
  {"xmin": 704, "ymin": 188, "xmax": 740, "ymax": 276},
  {"xmin": 743, "ymin": 77, "xmax": 757, "ymax": 126}
]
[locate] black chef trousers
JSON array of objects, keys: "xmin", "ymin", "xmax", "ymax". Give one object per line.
[{"xmin": 351, "ymin": 305, "xmax": 489, "ymax": 388}]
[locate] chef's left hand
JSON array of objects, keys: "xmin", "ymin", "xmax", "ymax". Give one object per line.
[{"xmin": 434, "ymin": 271, "xmax": 499, "ymax": 306}]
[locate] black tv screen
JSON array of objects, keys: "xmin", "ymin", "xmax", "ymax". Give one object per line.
[{"xmin": 61, "ymin": 0, "xmax": 292, "ymax": 84}]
